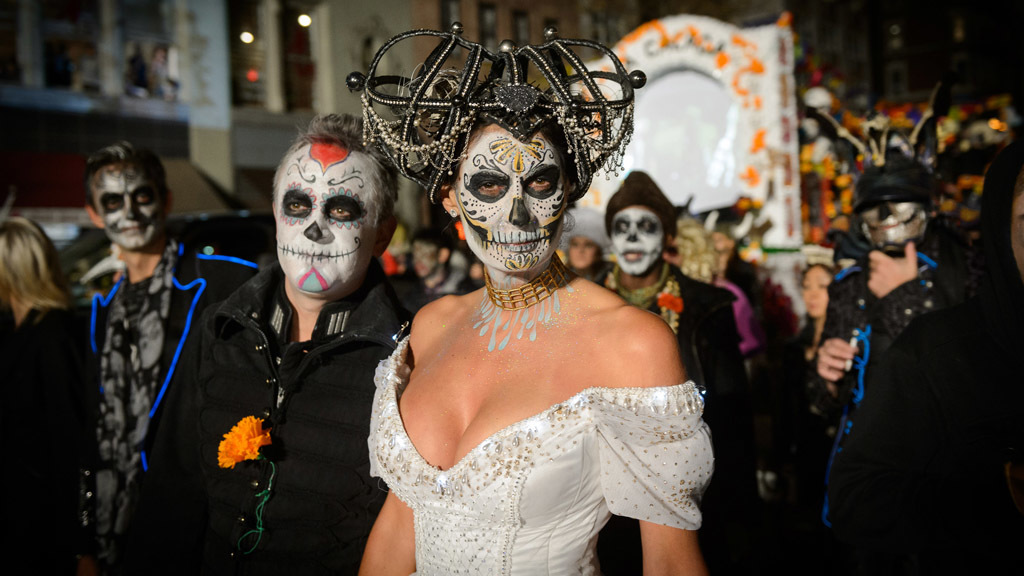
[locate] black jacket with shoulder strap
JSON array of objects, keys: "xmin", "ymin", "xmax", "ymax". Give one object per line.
[{"xmin": 126, "ymin": 261, "xmax": 410, "ymax": 575}]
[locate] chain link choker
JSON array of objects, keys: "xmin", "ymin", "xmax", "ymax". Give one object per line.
[{"xmin": 484, "ymin": 256, "xmax": 571, "ymax": 310}]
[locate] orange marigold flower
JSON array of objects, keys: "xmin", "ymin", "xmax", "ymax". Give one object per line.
[
  {"xmin": 218, "ymin": 416, "xmax": 272, "ymax": 469},
  {"xmin": 657, "ymin": 292, "xmax": 684, "ymax": 313}
]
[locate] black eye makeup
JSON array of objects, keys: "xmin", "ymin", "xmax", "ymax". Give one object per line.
[
  {"xmin": 282, "ymin": 189, "xmax": 313, "ymax": 219},
  {"xmin": 638, "ymin": 218, "xmax": 660, "ymax": 234},
  {"xmin": 100, "ymin": 193, "xmax": 125, "ymax": 213},
  {"xmin": 523, "ymin": 165, "xmax": 561, "ymax": 199},
  {"xmin": 324, "ymin": 194, "xmax": 364, "ymax": 222},
  {"xmin": 467, "ymin": 171, "xmax": 510, "ymax": 202},
  {"xmin": 132, "ymin": 186, "xmax": 156, "ymax": 206},
  {"xmin": 613, "ymin": 218, "xmax": 631, "ymax": 235}
]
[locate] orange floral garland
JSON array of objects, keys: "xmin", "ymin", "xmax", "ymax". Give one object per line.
[{"xmin": 218, "ymin": 416, "xmax": 272, "ymax": 469}]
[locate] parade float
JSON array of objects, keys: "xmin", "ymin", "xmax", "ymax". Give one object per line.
[{"xmin": 585, "ymin": 12, "xmax": 802, "ymax": 254}]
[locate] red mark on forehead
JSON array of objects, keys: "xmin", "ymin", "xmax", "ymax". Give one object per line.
[{"xmin": 309, "ymin": 142, "xmax": 349, "ymax": 173}]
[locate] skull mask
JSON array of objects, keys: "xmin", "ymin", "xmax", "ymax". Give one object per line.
[
  {"xmin": 275, "ymin": 142, "xmax": 380, "ymax": 299},
  {"xmin": 90, "ymin": 164, "xmax": 166, "ymax": 250},
  {"xmin": 858, "ymin": 201, "xmax": 928, "ymax": 254},
  {"xmin": 610, "ymin": 206, "xmax": 664, "ymax": 276},
  {"xmin": 451, "ymin": 125, "xmax": 567, "ymax": 274}
]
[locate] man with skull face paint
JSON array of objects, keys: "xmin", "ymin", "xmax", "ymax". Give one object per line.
[
  {"xmin": 813, "ymin": 155, "xmax": 971, "ymax": 529},
  {"xmin": 125, "ymin": 114, "xmax": 408, "ymax": 574},
  {"xmin": 600, "ymin": 171, "xmax": 758, "ymax": 573},
  {"xmin": 78, "ymin": 142, "xmax": 258, "ymax": 570}
]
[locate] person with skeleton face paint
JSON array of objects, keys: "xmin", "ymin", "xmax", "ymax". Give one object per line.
[
  {"xmin": 78, "ymin": 142, "xmax": 258, "ymax": 572},
  {"xmin": 124, "ymin": 114, "xmax": 410, "ymax": 574},
  {"xmin": 353, "ymin": 26, "xmax": 713, "ymax": 576},
  {"xmin": 601, "ymin": 171, "xmax": 757, "ymax": 573}
]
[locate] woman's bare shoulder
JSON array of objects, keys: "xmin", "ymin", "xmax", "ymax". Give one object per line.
[{"xmin": 571, "ymin": 280, "xmax": 686, "ymax": 389}]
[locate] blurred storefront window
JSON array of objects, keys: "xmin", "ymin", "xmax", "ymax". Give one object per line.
[
  {"xmin": 41, "ymin": 0, "xmax": 100, "ymax": 92},
  {"xmin": 122, "ymin": 0, "xmax": 178, "ymax": 100},
  {"xmin": 283, "ymin": 2, "xmax": 315, "ymax": 111},
  {"xmin": 0, "ymin": 0, "xmax": 20, "ymax": 84},
  {"xmin": 231, "ymin": 0, "xmax": 265, "ymax": 107}
]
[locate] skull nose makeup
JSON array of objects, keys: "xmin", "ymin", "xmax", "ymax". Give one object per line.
[
  {"xmin": 303, "ymin": 221, "xmax": 333, "ymax": 242},
  {"xmin": 509, "ymin": 196, "xmax": 531, "ymax": 227}
]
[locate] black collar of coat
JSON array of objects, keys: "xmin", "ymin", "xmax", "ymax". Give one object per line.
[{"xmin": 213, "ymin": 258, "xmax": 409, "ymax": 346}]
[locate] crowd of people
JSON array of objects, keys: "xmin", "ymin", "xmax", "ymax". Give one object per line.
[{"xmin": 2, "ymin": 23, "xmax": 1023, "ymax": 576}]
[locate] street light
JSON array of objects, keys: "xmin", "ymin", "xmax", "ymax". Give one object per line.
[{"xmin": 298, "ymin": 14, "xmax": 312, "ymax": 27}]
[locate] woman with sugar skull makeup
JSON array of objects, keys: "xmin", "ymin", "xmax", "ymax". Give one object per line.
[{"xmin": 353, "ymin": 25, "xmax": 712, "ymax": 575}]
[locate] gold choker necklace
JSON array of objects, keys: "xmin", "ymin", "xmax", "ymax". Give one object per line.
[{"xmin": 484, "ymin": 257, "xmax": 571, "ymax": 310}]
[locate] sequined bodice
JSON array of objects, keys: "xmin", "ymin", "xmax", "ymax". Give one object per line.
[{"xmin": 369, "ymin": 338, "xmax": 714, "ymax": 575}]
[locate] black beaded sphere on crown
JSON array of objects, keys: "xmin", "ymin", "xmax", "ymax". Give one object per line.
[
  {"xmin": 628, "ymin": 70, "xmax": 647, "ymax": 89},
  {"xmin": 346, "ymin": 72, "xmax": 365, "ymax": 93}
]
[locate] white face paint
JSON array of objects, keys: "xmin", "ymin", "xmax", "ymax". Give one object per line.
[
  {"xmin": 454, "ymin": 125, "xmax": 567, "ymax": 275},
  {"xmin": 91, "ymin": 164, "xmax": 165, "ymax": 250},
  {"xmin": 610, "ymin": 206, "xmax": 664, "ymax": 276},
  {"xmin": 275, "ymin": 142, "xmax": 380, "ymax": 299}
]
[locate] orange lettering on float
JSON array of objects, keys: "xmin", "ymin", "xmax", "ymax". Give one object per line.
[
  {"xmin": 739, "ymin": 166, "xmax": 761, "ymax": 187},
  {"xmin": 751, "ymin": 130, "xmax": 766, "ymax": 154}
]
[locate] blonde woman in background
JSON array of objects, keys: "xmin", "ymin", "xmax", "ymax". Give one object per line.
[{"xmin": 0, "ymin": 217, "xmax": 89, "ymax": 572}]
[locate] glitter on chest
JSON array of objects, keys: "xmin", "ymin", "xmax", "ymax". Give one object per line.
[{"xmin": 471, "ymin": 284, "xmax": 581, "ymax": 352}]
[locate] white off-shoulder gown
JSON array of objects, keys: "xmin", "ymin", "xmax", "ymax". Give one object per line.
[{"xmin": 368, "ymin": 338, "xmax": 715, "ymax": 575}]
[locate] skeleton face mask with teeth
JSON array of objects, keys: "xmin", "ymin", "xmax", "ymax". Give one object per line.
[
  {"xmin": 90, "ymin": 164, "xmax": 166, "ymax": 250},
  {"xmin": 451, "ymin": 125, "xmax": 567, "ymax": 274},
  {"xmin": 858, "ymin": 201, "xmax": 929, "ymax": 253},
  {"xmin": 275, "ymin": 142, "xmax": 380, "ymax": 299},
  {"xmin": 610, "ymin": 206, "xmax": 664, "ymax": 276}
]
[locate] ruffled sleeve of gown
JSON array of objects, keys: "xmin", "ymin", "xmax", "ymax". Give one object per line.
[
  {"xmin": 369, "ymin": 337, "xmax": 411, "ymax": 486},
  {"xmin": 593, "ymin": 382, "xmax": 714, "ymax": 530}
]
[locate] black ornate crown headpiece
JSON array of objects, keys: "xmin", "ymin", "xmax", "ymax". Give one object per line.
[{"xmin": 347, "ymin": 23, "xmax": 646, "ymax": 203}]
